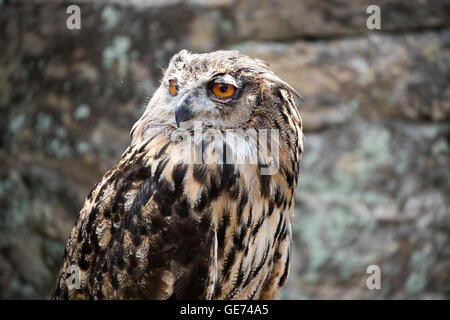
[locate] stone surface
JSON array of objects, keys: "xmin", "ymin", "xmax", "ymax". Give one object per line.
[
  {"xmin": 285, "ymin": 120, "xmax": 450, "ymax": 299},
  {"xmin": 231, "ymin": 0, "xmax": 450, "ymax": 41},
  {"xmin": 0, "ymin": 0, "xmax": 449, "ymax": 299}
]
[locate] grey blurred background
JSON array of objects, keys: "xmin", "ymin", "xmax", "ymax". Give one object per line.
[{"xmin": 0, "ymin": 0, "xmax": 449, "ymax": 299}]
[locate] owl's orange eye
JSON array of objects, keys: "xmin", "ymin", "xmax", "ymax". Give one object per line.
[
  {"xmin": 169, "ymin": 80, "xmax": 178, "ymax": 95},
  {"xmin": 211, "ymin": 83, "xmax": 235, "ymax": 98}
]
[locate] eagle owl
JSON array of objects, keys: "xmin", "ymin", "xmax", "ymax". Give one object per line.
[{"xmin": 54, "ymin": 50, "xmax": 303, "ymax": 299}]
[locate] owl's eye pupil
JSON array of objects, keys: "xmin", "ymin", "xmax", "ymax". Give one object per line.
[{"xmin": 219, "ymin": 84, "xmax": 228, "ymax": 93}]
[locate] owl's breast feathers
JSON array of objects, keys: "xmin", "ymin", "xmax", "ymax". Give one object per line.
[{"xmin": 54, "ymin": 92, "xmax": 303, "ymax": 300}]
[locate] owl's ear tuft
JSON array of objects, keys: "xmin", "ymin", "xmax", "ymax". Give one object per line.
[
  {"xmin": 262, "ymin": 72, "xmax": 303, "ymax": 104},
  {"xmin": 166, "ymin": 50, "xmax": 190, "ymax": 72},
  {"xmin": 254, "ymin": 58, "xmax": 270, "ymax": 69},
  {"xmin": 170, "ymin": 49, "xmax": 189, "ymax": 64}
]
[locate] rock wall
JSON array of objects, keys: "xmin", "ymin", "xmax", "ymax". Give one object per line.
[{"xmin": 0, "ymin": 0, "xmax": 449, "ymax": 299}]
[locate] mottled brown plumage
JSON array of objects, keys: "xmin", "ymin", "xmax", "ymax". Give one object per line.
[{"xmin": 54, "ymin": 50, "xmax": 303, "ymax": 300}]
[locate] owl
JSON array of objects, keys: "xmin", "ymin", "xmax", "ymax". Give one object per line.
[{"xmin": 53, "ymin": 50, "xmax": 303, "ymax": 300}]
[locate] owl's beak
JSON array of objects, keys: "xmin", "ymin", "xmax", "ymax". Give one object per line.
[{"xmin": 175, "ymin": 98, "xmax": 195, "ymax": 128}]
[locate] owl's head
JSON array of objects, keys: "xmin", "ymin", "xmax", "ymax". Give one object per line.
[{"xmin": 132, "ymin": 50, "xmax": 301, "ymax": 142}]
